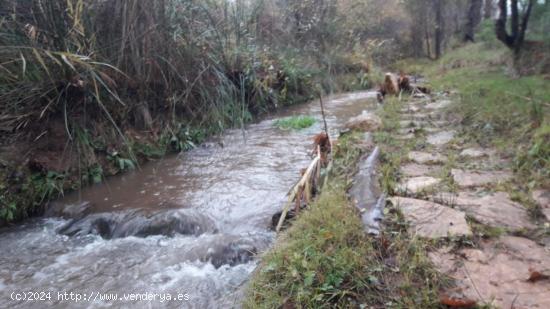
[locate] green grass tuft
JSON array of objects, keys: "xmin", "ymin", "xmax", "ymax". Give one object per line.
[{"xmin": 274, "ymin": 115, "xmax": 316, "ymax": 130}]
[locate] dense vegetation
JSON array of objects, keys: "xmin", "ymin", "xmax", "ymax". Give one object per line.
[
  {"xmin": 246, "ymin": 1, "xmax": 549, "ymax": 307},
  {"xmin": 0, "ymin": 0, "xmax": 548, "ymax": 225},
  {"xmin": 247, "ymin": 42, "xmax": 550, "ymax": 309},
  {"xmin": 0, "ymin": 0, "xmax": 549, "ymax": 307},
  {"xmin": 1, "ymin": 0, "xmax": 379, "ymax": 222}
]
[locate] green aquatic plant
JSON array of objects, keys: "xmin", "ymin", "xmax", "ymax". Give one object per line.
[{"xmin": 274, "ymin": 115, "xmax": 316, "ymax": 130}]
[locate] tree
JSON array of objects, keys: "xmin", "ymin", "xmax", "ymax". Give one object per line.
[
  {"xmin": 404, "ymin": 0, "xmax": 431, "ymax": 58},
  {"xmin": 464, "ymin": 0, "xmax": 483, "ymax": 42},
  {"xmin": 484, "ymin": 0, "xmax": 494, "ymax": 19},
  {"xmin": 495, "ymin": 0, "xmax": 535, "ymax": 60},
  {"xmin": 434, "ymin": 0, "xmax": 444, "ymax": 59}
]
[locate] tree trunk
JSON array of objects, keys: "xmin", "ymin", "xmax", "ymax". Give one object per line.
[
  {"xmin": 411, "ymin": 27, "xmax": 424, "ymax": 57},
  {"xmin": 495, "ymin": 0, "xmax": 535, "ymax": 74},
  {"xmin": 434, "ymin": 0, "xmax": 444, "ymax": 59},
  {"xmin": 496, "ymin": 0, "xmax": 535, "ymax": 51},
  {"xmin": 425, "ymin": 22, "xmax": 432, "ymax": 59},
  {"xmin": 484, "ymin": 0, "xmax": 494, "ymax": 19},
  {"xmin": 464, "ymin": 0, "xmax": 483, "ymax": 42}
]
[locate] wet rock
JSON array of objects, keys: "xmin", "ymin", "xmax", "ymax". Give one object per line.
[
  {"xmin": 115, "ymin": 210, "xmax": 216, "ymax": 238},
  {"xmin": 459, "ymin": 148, "xmax": 494, "ymax": 159},
  {"xmin": 426, "ymin": 130, "xmax": 455, "ymax": 146},
  {"xmin": 408, "ymin": 151, "xmax": 447, "ymax": 164},
  {"xmin": 532, "ymin": 190, "xmax": 550, "ymax": 220},
  {"xmin": 451, "ymin": 169, "xmax": 512, "ymax": 188},
  {"xmin": 430, "ymin": 236, "xmax": 550, "ymax": 308},
  {"xmin": 205, "ymin": 240, "xmax": 257, "ymax": 268},
  {"xmin": 452, "ymin": 191, "xmax": 535, "ymax": 230},
  {"xmin": 400, "ymin": 163, "xmax": 440, "ymax": 177},
  {"xmin": 345, "ymin": 112, "xmax": 382, "ymax": 132},
  {"xmin": 271, "ymin": 209, "xmax": 298, "ymax": 231},
  {"xmin": 58, "ymin": 209, "xmax": 217, "ymax": 239},
  {"xmin": 58, "ymin": 213, "xmax": 117, "ymax": 238},
  {"xmin": 181, "ymin": 234, "xmax": 272, "ymax": 269},
  {"xmin": 397, "ymin": 176, "xmax": 441, "ymax": 194},
  {"xmin": 389, "ymin": 197, "xmax": 472, "ymax": 238},
  {"xmin": 45, "ymin": 201, "xmax": 92, "ymax": 220}
]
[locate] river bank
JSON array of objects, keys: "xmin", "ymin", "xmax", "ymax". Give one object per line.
[
  {"xmin": 246, "ymin": 43, "xmax": 550, "ymax": 308},
  {"xmin": 245, "ymin": 128, "xmax": 447, "ymax": 308},
  {"xmin": 1, "ymin": 0, "xmax": 384, "ymax": 225},
  {"xmin": 0, "ymin": 92, "xmax": 380, "ymax": 308}
]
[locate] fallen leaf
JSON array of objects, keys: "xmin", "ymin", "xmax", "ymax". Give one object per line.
[
  {"xmin": 440, "ymin": 295, "xmax": 477, "ymax": 308},
  {"xmin": 527, "ymin": 268, "xmax": 550, "ymax": 283}
]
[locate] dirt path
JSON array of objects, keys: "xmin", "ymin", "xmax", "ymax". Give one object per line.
[{"xmin": 389, "ymin": 94, "xmax": 550, "ymax": 308}]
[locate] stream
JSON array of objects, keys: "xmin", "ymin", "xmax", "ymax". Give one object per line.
[{"xmin": 0, "ymin": 91, "xmax": 378, "ymax": 308}]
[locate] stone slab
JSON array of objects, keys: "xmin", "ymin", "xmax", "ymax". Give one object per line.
[
  {"xmin": 389, "ymin": 197, "xmax": 472, "ymax": 238},
  {"xmin": 397, "ymin": 176, "xmax": 441, "ymax": 194},
  {"xmin": 408, "ymin": 151, "xmax": 447, "ymax": 164},
  {"xmin": 430, "ymin": 236, "xmax": 550, "ymax": 309},
  {"xmin": 427, "ymin": 130, "xmax": 456, "ymax": 146},
  {"xmin": 400, "ymin": 163, "xmax": 440, "ymax": 177},
  {"xmin": 459, "ymin": 148, "xmax": 495, "ymax": 159},
  {"xmin": 451, "ymin": 169, "xmax": 512, "ymax": 188},
  {"xmin": 453, "ymin": 191, "xmax": 535, "ymax": 230}
]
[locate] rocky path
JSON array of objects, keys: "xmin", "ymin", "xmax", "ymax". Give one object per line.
[{"xmin": 389, "ymin": 94, "xmax": 550, "ymax": 308}]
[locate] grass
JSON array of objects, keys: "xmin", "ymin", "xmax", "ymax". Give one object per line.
[
  {"xmin": 245, "ymin": 132, "xmax": 448, "ymax": 308},
  {"xmin": 395, "ymin": 41, "xmax": 550, "ymax": 241},
  {"xmin": 274, "ymin": 115, "xmax": 316, "ymax": 130},
  {"xmin": 373, "ymin": 97, "xmax": 416, "ymax": 196},
  {"xmin": 398, "ymin": 42, "xmax": 550, "ymax": 190},
  {"xmin": 248, "ymin": 41, "xmax": 549, "ymax": 308}
]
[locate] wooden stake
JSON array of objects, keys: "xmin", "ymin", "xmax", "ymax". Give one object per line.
[
  {"xmin": 276, "ymin": 152, "xmax": 321, "ymax": 232},
  {"xmin": 318, "ymin": 93, "xmax": 331, "ymax": 152}
]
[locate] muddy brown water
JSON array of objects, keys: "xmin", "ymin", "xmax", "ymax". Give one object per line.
[{"xmin": 0, "ymin": 92, "xmax": 378, "ymax": 308}]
